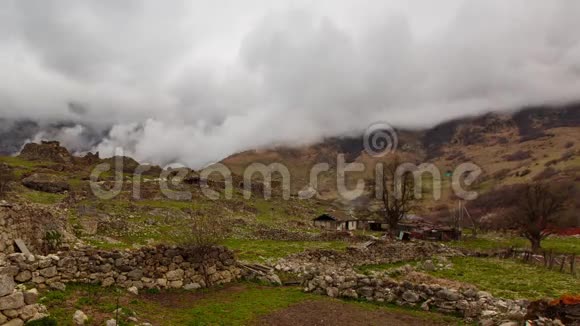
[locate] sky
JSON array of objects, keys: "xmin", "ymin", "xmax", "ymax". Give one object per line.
[{"xmin": 1, "ymin": 0, "xmax": 580, "ymax": 167}]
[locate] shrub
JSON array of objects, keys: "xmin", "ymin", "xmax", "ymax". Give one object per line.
[{"xmin": 564, "ymin": 141, "xmax": 574, "ymax": 148}]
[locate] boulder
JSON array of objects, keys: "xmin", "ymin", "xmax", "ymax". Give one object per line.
[
  {"xmin": 73, "ymin": 310, "xmax": 89, "ymax": 325},
  {"xmin": 2, "ymin": 318, "xmax": 24, "ymax": 326},
  {"xmin": 23, "ymin": 289, "xmax": 38, "ymax": 306},
  {"xmin": 0, "ymin": 274, "xmax": 16, "ymax": 297},
  {"xmin": 14, "ymin": 271, "xmax": 32, "ymax": 283},
  {"xmin": 0, "ymin": 292, "xmax": 24, "ymax": 310},
  {"xmin": 402, "ymin": 290, "xmax": 420, "ymax": 303},
  {"xmin": 18, "ymin": 304, "xmax": 38, "ymax": 321},
  {"xmin": 22, "ymin": 174, "xmax": 70, "ymax": 193}
]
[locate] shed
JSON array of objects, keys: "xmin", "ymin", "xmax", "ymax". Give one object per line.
[{"xmin": 313, "ymin": 212, "xmax": 359, "ymax": 231}]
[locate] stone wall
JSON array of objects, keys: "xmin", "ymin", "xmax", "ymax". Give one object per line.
[
  {"xmin": 0, "ymin": 274, "xmax": 47, "ymax": 325},
  {"xmin": 302, "ymin": 268, "xmax": 528, "ymax": 325},
  {"xmin": 275, "ymin": 241, "xmax": 461, "ymax": 273},
  {"xmin": 1, "ymin": 245, "xmax": 242, "ymax": 292},
  {"xmin": 0, "ymin": 203, "xmax": 67, "ymax": 255}
]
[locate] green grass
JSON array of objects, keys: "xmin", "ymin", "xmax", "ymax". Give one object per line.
[
  {"xmin": 0, "ymin": 155, "xmax": 47, "ymax": 168},
  {"xmin": 451, "ymin": 234, "xmax": 580, "ymax": 255},
  {"xmin": 222, "ymin": 239, "xmax": 348, "ymax": 262},
  {"xmin": 21, "ymin": 190, "xmax": 66, "ymax": 204},
  {"xmin": 429, "ymin": 257, "xmax": 580, "ymax": 299},
  {"xmin": 42, "ymin": 283, "xmax": 465, "ymax": 325}
]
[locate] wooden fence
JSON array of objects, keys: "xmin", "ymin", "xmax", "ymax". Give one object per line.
[{"xmin": 500, "ymin": 247, "xmax": 577, "ymax": 275}]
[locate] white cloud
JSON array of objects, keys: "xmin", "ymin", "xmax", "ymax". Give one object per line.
[{"xmin": 0, "ymin": 0, "xmax": 579, "ymax": 167}]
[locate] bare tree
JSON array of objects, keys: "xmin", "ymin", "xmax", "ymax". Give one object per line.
[
  {"xmin": 182, "ymin": 213, "xmax": 230, "ymax": 286},
  {"xmin": 0, "ymin": 163, "xmax": 15, "ymax": 198},
  {"xmin": 512, "ymin": 183, "xmax": 567, "ymax": 252},
  {"xmin": 380, "ymin": 159, "xmax": 419, "ymax": 234}
]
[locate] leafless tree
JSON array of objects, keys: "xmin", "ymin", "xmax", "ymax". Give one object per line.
[
  {"xmin": 380, "ymin": 159, "xmax": 419, "ymax": 234},
  {"xmin": 512, "ymin": 183, "xmax": 567, "ymax": 252},
  {"xmin": 183, "ymin": 213, "xmax": 230, "ymax": 286}
]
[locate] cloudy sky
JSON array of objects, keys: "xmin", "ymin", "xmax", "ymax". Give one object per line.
[{"xmin": 1, "ymin": 0, "xmax": 580, "ymax": 167}]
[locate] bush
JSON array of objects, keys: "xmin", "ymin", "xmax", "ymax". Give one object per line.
[{"xmin": 564, "ymin": 141, "xmax": 574, "ymax": 148}]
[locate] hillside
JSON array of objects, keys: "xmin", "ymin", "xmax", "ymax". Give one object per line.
[{"xmin": 222, "ymin": 104, "xmax": 580, "ymax": 217}]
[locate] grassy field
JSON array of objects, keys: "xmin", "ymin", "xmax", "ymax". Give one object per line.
[
  {"xmin": 429, "ymin": 257, "xmax": 580, "ymax": 299},
  {"xmin": 451, "ymin": 233, "xmax": 580, "ymax": 255},
  {"xmin": 38, "ymin": 283, "xmax": 464, "ymax": 326},
  {"xmin": 222, "ymin": 239, "xmax": 348, "ymax": 263}
]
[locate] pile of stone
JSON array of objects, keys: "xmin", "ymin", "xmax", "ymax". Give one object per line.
[
  {"xmin": 2, "ymin": 245, "xmax": 242, "ymax": 292},
  {"xmin": 0, "ymin": 273, "xmax": 47, "ymax": 325},
  {"xmin": 302, "ymin": 268, "xmax": 528, "ymax": 325},
  {"xmin": 275, "ymin": 241, "xmax": 461, "ymax": 273}
]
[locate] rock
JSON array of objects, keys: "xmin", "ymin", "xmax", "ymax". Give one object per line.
[
  {"xmin": 106, "ymin": 319, "xmax": 117, "ymax": 326},
  {"xmin": 49, "ymin": 282, "xmax": 66, "ymax": 291},
  {"xmin": 422, "ymin": 260, "xmax": 435, "ymax": 271},
  {"xmin": 19, "ymin": 304, "xmax": 38, "ymax": 321},
  {"xmin": 0, "ymin": 292, "xmax": 24, "ymax": 310},
  {"xmin": 481, "ymin": 310, "xmax": 498, "ymax": 318},
  {"xmin": 499, "ymin": 322, "xmax": 519, "ymax": 326},
  {"xmin": 184, "ymin": 283, "xmax": 201, "ymax": 291},
  {"xmin": 0, "ymin": 274, "xmax": 16, "ymax": 297},
  {"xmin": 102, "ymin": 277, "xmax": 115, "ymax": 287},
  {"xmin": 402, "ymin": 291, "xmax": 420, "ymax": 303},
  {"xmin": 39, "ymin": 266, "xmax": 57, "ymax": 278},
  {"xmin": 169, "ymin": 280, "xmax": 183, "ymax": 289},
  {"xmin": 127, "ymin": 269, "xmax": 143, "ymax": 281},
  {"xmin": 437, "ymin": 288, "xmax": 461, "ymax": 301},
  {"xmin": 165, "ymin": 269, "xmax": 184, "ymax": 281},
  {"xmin": 0, "ymin": 313, "xmax": 6, "ymax": 324},
  {"xmin": 22, "ymin": 173, "xmax": 70, "ymax": 193},
  {"xmin": 128, "ymin": 286, "xmax": 139, "ymax": 295},
  {"xmin": 73, "ymin": 310, "xmax": 89, "ymax": 325},
  {"xmin": 14, "ymin": 271, "xmax": 32, "ymax": 283},
  {"xmin": 2, "ymin": 318, "xmax": 24, "ymax": 326},
  {"xmin": 23, "ymin": 289, "xmax": 38, "ymax": 305},
  {"xmin": 326, "ymin": 287, "xmax": 339, "ymax": 298}
]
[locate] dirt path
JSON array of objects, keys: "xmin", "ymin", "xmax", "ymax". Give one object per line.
[{"xmin": 255, "ymin": 300, "xmax": 452, "ymax": 326}]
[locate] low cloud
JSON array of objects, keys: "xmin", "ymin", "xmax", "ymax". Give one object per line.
[{"xmin": 1, "ymin": 1, "xmax": 580, "ymax": 167}]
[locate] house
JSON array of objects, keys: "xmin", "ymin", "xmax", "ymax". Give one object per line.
[{"xmin": 313, "ymin": 212, "xmax": 360, "ymax": 231}]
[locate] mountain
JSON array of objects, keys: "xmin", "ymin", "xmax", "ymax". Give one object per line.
[{"xmin": 222, "ymin": 104, "xmax": 580, "ymax": 214}]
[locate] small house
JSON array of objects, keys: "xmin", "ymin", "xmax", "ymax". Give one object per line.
[{"xmin": 313, "ymin": 212, "xmax": 360, "ymax": 231}]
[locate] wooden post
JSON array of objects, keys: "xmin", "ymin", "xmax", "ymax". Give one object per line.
[
  {"xmin": 560, "ymin": 256, "xmax": 566, "ymax": 273},
  {"xmin": 549, "ymin": 250, "xmax": 555, "ymax": 270},
  {"xmin": 571, "ymin": 254, "xmax": 576, "ymax": 275}
]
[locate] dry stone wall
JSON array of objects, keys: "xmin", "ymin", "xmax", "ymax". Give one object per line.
[
  {"xmin": 0, "ymin": 203, "xmax": 67, "ymax": 255},
  {"xmin": 302, "ymin": 267, "xmax": 528, "ymax": 325},
  {"xmin": 1, "ymin": 245, "xmax": 242, "ymax": 292},
  {"xmin": 0, "ymin": 273, "xmax": 47, "ymax": 325}
]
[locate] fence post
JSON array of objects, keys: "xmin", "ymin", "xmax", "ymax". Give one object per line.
[
  {"xmin": 549, "ymin": 250, "xmax": 555, "ymax": 270},
  {"xmin": 572, "ymin": 254, "xmax": 576, "ymax": 275},
  {"xmin": 559, "ymin": 256, "xmax": 566, "ymax": 273}
]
